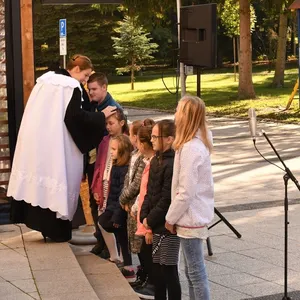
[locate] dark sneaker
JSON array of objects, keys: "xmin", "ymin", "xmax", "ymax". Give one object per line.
[
  {"xmin": 106, "ymin": 258, "xmax": 124, "ymax": 269},
  {"xmin": 129, "ymin": 268, "xmax": 146, "ymax": 288},
  {"xmin": 90, "ymin": 242, "xmax": 104, "ymax": 255},
  {"xmin": 120, "ymin": 267, "xmax": 136, "ymax": 282},
  {"xmin": 98, "ymin": 248, "xmax": 110, "ymax": 259},
  {"xmin": 134, "ymin": 283, "xmax": 155, "ymax": 300}
]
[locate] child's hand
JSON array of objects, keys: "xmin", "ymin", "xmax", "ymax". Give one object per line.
[
  {"xmin": 94, "ymin": 193, "xmax": 100, "ymax": 204},
  {"xmin": 124, "ymin": 204, "xmax": 130, "ymax": 212},
  {"xmin": 165, "ymin": 221, "xmax": 176, "ymax": 234},
  {"xmin": 143, "ymin": 218, "xmax": 149, "ymax": 229},
  {"xmin": 145, "ymin": 232, "xmax": 153, "ymax": 245},
  {"xmin": 130, "ymin": 210, "xmax": 136, "ymax": 218}
]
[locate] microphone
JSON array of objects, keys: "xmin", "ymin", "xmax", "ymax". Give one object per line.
[{"xmin": 248, "ymin": 108, "xmax": 257, "ymax": 143}]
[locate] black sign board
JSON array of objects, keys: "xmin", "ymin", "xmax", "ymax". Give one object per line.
[{"xmin": 42, "ymin": 0, "xmax": 122, "ymax": 4}]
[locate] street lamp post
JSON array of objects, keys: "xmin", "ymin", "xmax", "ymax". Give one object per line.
[{"xmin": 176, "ymin": 0, "xmax": 186, "ymax": 97}]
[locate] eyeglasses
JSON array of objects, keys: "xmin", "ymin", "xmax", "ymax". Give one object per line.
[{"xmin": 151, "ymin": 135, "xmax": 167, "ymax": 140}]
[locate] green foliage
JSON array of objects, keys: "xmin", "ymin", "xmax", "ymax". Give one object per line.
[
  {"xmin": 109, "ymin": 65, "xmax": 300, "ymax": 123},
  {"xmin": 112, "ymin": 15, "xmax": 158, "ymax": 83},
  {"xmin": 221, "ymin": 0, "xmax": 257, "ymax": 37},
  {"xmin": 33, "ymin": 0, "xmax": 121, "ymax": 71}
]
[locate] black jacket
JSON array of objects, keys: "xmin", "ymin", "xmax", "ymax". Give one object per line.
[
  {"xmin": 56, "ymin": 69, "xmax": 106, "ymax": 154},
  {"xmin": 106, "ymin": 165, "xmax": 128, "ymax": 225},
  {"xmin": 140, "ymin": 149, "xmax": 174, "ymax": 234}
]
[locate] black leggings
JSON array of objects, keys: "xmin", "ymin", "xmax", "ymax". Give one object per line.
[
  {"xmin": 138, "ymin": 238, "xmax": 154, "ymax": 283},
  {"xmin": 98, "ymin": 210, "xmax": 132, "ymax": 266},
  {"xmin": 152, "ymin": 263, "xmax": 181, "ymax": 300}
]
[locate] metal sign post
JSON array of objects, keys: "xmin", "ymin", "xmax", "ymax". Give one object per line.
[{"xmin": 59, "ymin": 19, "xmax": 67, "ymax": 68}]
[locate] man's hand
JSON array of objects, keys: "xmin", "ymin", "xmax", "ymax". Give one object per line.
[
  {"xmin": 102, "ymin": 106, "xmax": 117, "ymax": 118},
  {"xmin": 145, "ymin": 232, "xmax": 153, "ymax": 245},
  {"xmin": 113, "ymin": 223, "xmax": 120, "ymax": 228},
  {"xmin": 165, "ymin": 221, "xmax": 176, "ymax": 234}
]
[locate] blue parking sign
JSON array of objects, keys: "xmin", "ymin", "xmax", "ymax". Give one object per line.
[{"xmin": 59, "ymin": 19, "xmax": 67, "ymax": 37}]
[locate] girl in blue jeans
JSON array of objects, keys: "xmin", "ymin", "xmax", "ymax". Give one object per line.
[{"xmin": 165, "ymin": 96, "xmax": 214, "ymax": 300}]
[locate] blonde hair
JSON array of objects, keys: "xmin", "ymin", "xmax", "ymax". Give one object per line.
[
  {"xmin": 173, "ymin": 96, "xmax": 212, "ymax": 153},
  {"xmin": 112, "ymin": 134, "xmax": 133, "ymax": 166}
]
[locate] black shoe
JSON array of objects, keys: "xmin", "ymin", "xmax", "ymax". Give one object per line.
[
  {"xmin": 90, "ymin": 242, "xmax": 104, "ymax": 255},
  {"xmin": 98, "ymin": 248, "xmax": 110, "ymax": 259},
  {"xmin": 120, "ymin": 267, "xmax": 136, "ymax": 282},
  {"xmin": 130, "ymin": 267, "xmax": 146, "ymax": 288},
  {"xmin": 134, "ymin": 282, "xmax": 155, "ymax": 300}
]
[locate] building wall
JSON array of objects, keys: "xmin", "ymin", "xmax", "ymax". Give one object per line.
[{"xmin": 0, "ymin": 0, "xmax": 11, "ymax": 195}]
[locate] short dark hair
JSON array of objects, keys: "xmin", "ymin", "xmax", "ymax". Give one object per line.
[{"xmin": 88, "ymin": 72, "xmax": 108, "ymax": 86}]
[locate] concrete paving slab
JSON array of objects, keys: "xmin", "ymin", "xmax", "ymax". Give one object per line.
[
  {"xmin": 78, "ymin": 256, "xmax": 118, "ymax": 275},
  {"xmin": 209, "ymin": 272, "xmax": 265, "ymax": 287},
  {"xmin": 37, "ymin": 279, "xmax": 94, "ymax": 296},
  {"xmin": 2, "ymin": 294, "xmax": 35, "ymax": 300},
  {"xmin": 0, "ymin": 268, "xmax": 33, "ymax": 281},
  {"xmin": 41, "ymin": 291, "xmax": 99, "ymax": 300},
  {"xmin": 206, "ymin": 235, "xmax": 263, "ymax": 252},
  {"xmin": 10, "ymin": 279, "xmax": 37, "ymax": 293},
  {"xmin": 205, "ymin": 260, "xmax": 240, "ymax": 276},
  {"xmin": 207, "ymin": 251, "xmax": 277, "ymax": 273},
  {"xmin": 0, "ymin": 249, "xmax": 29, "ymax": 272},
  {"xmin": 28, "ymin": 292, "xmax": 40, "ymax": 300},
  {"xmin": 76, "ymin": 252, "xmax": 139, "ymax": 300},
  {"xmin": 0, "ymin": 281, "xmax": 29, "ymax": 297},
  {"xmin": 1, "ymin": 235, "xmax": 24, "ymax": 249},
  {"xmin": 208, "ymin": 281, "xmax": 251, "ymax": 300},
  {"xmin": 33, "ymin": 268, "xmax": 84, "ymax": 283},
  {"xmin": 231, "ymin": 281, "xmax": 294, "ymax": 298},
  {"xmin": 244, "ymin": 291, "xmax": 300, "ymax": 300},
  {"xmin": 0, "ymin": 242, "xmax": 8, "ymax": 249}
]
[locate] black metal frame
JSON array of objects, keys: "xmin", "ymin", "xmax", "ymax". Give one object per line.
[
  {"xmin": 5, "ymin": 0, "xmax": 24, "ymax": 160},
  {"xmin": 206, "ymin": 208, "xmax": 242, "ymax": 256}
]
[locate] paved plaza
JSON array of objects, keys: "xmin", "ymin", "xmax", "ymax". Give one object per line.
[{"xmin": 1, "ymin": 108, "xmax": 300, "ymax": 299}]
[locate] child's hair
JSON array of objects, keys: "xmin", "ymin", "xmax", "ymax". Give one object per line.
[
  {"xmin": 155, "ymin": 119, "xmax": 175, "ymax": 150},
  {"xmin": 67, "ymin": 54, "xmax": 93, "ymax": 71},
  {"xmin": 111, "ymin": 108, "xmax": 129, "ymax": 135},
  {"xmin": 112, "ymin": 134, "xmax": 133, "ymax": 166},
  {"xmin": 173, "ymin": 95, "xmax": 212, "ymax": 153},
  {"xmin": 130, "ymin": 120, "xmax": 143, "ymax": 135},
  {"xmin": 137, "ymin": 119, "xmax": 155, "ymax": 149}
]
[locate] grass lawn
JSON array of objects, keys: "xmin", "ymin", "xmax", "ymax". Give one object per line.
[{"xmin": 108, "ymin": 65, "xmax": 300, "ymax": 123}]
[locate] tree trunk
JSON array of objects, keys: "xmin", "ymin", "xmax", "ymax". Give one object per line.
[
  {"xmin": 233, "ymin": 36, "xmax": 237, "ymax": 82},
  {"xmin": 272, "ymin": 10, "xmax": 288, "ymax": 88},
  {"xmin": 131, "ymin": 64, "xmax": 134, "ymax": 90},
  {"xmin": 238, "ymin": 0, "xmax": 256, "ymax": 99}
]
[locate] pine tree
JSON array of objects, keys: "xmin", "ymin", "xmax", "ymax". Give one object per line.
[{"xmin": 112, "ymin": 15, "xmax": 158, "ymax": 90}]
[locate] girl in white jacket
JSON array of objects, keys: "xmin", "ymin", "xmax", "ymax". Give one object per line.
[{"xmin": 165, "ymin": 95, "xmax": 214, "ymax": 300}]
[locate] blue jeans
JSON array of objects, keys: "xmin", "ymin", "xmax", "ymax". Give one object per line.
[{"xmin": 180, "ymin": 238, "xmax": 210, "ymax": 300}]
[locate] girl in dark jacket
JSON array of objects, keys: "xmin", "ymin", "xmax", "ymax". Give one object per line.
[
  {"xmin": 140, "ymin": 119, "xmax": 181, "ymax": 300},
  {"xmin": 98, "ymin": 134, "xmax": 133, "ymax": 268}
]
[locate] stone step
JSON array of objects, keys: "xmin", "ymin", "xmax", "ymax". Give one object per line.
[
  {"xmin": 23, "ymin": 230, "xmax": 100, "ymax": 300},
  {"xmin": 72, "ymin": 244, "xmax": 140, "ymax": 300},
  {"xmin": 0, "ymin": 225, "xmax": 100, "ymax": 299}
]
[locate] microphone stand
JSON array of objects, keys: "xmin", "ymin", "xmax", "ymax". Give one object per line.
[{"xmin": 260, "ymin": 131, "xmax": 300, "ymax": 300}]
